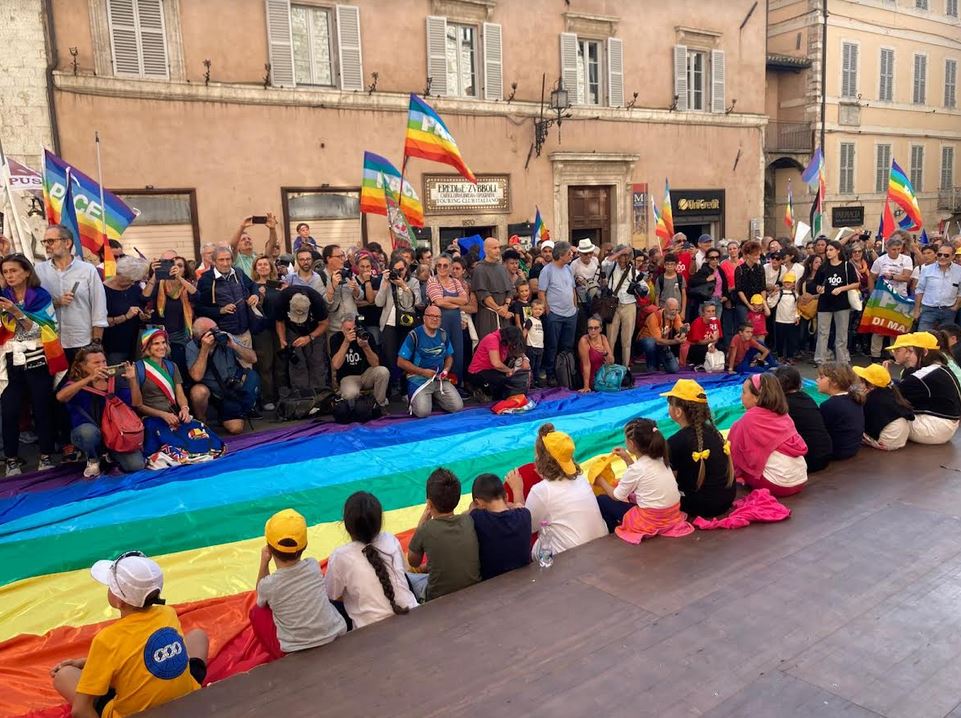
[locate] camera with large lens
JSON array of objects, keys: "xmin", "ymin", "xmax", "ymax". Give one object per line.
[
  {"xmin": 339, "ymin": 270, "xmax": 352, "ymax": 285},
  {"xmin": 212, "ymin": 330, "xmax": 230, "ymax": 347},
  {"xmin": 356, "ymin": 327, "xmax": 371, "ymax": 342},
  {"xmin": 388, "ymin": 269, "xmax": 401, "ymax": 281}
]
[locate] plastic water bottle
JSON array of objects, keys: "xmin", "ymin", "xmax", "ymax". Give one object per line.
[{"xmin": 536, "ymin": 520, "xmax": 555, "ymax": 568}]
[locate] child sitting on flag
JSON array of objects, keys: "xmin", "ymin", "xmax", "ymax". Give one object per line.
[
  {"xmin": 853, "ymin": 364, "xmax": 915, "ymax": 451},
  {"xmin": 132, "ymin": 328, "xmax": 225, "ymax": 466},
  {"xmin": 593, "ymin": 418, "xmax": 694, "ymax": 543},
  {"xmin": 726, "ymin": 323, "xmax": 778, "ymax": 373},
  {"xmin": 251, "ymin": 509, "xmax": 347, "ymax": 659},
  {"xmin": 50, "ymin": 552, "xmax": 208, "ymax": 718}
]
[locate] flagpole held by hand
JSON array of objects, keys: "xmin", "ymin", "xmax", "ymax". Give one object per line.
[{"xmin": 94, "ymin": 131, "xmax": 116, "ymax": 277}]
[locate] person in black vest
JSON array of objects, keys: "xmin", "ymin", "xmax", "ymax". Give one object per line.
[{"xmin": 193, "ymin": 246, "xmax": 259, "ymax": 349}]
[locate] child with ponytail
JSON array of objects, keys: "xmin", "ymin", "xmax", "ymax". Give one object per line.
[
  {"xmin": 661, "ymin": 379, "xmax": 736, "ymax": 518},
  {"xmin": 594, "ymin": 418, "xmax": 693, "ymax": 544},
  {"xmin": 729, "ymin": 374, "xmax": 809, "ymax": 496},
  {"xmin": 853, "ymin": 364, "xmax": 914, "ymax": 451},
  {"xmin": 326, "ymin": 492, "xmax": 418, "ymax": 629}
]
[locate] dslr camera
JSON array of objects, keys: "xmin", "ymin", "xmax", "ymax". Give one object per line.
[
  {"xmin": 388, "ymin": 268, "xmax": 402, "ymax": 281},
  {"xmin": 356, "ymin": 327, "xmax": 371, "ymax": 342},
  {"xmin": 207, "ymin": 330, "xmax": 230, "ymax": 347}
]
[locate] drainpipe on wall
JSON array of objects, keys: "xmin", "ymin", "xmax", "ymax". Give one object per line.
[
  {"xmin": 41, "ymin": 0, "xmax": 62, "ymax": 155},
  {"xmin": 820, "ymin": 0, "xmax": 828, "ymax": 154}
]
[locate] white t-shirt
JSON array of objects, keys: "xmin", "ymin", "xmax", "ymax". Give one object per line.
[
  {"xmin": 527, "ymin": 315, "xmax": 544, "ymax": 349},
  {"xmin": 762, "ymin": 450, "xmax": 808, "ymax": 488},
  {"xmin": 870, "ymin": 253, "xmax": 913, "ymax": 295},
  {"xmin": 613, "ymin": 455, "xmax": 680, "ymax": 508},
  {"xmin": 572, "ymin": 256, "xmax": 600, "ymax": 289},
  {"xmin": 526, "ymin": 474, "xmax": 608, "ymax": 555},
  {"xmin": 325, "ymin": 532, "xmax": 418, "ymax": 629},
  {"xmin": 775, "ymin": 289, "xmax": 799, "ymax": 324}
]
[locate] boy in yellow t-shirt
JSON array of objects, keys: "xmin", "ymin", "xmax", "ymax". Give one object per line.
[{"xmin": 49, "ymin": 551, "xmax": 208, "ymax": 718}]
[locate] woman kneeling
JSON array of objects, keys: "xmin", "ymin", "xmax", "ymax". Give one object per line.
[
  {"xmin": 134, "ymin": 329, "xmax": 224, "ymax": 462},
  {"xmin": 56, "ymin": 346, "xmax": 145, "ymax": 478}
]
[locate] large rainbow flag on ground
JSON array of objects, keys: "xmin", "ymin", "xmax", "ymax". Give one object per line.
[
  {"xmin": 403, "ymin": 94, "xmax": 475, "ymax": 183},
  {"xmin": 42, "ymin": 150, "xmax": 137, "ymax": 265},
  {"xmin": 0, "ymin": 374, "xmax": 826, "ymax": 718},
  {"xmin": 857, "ymin": 278, "xmax": 913, "ymax": 336},
  {"xmin": 359, "ymin": 151, "xmax": 424, "ymax": 227}
]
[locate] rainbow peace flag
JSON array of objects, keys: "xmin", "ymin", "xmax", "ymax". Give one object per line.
[
  {"xmin": 1, "ymin": 374, "xmax": 804, "ymax": 717},
  {"xmin": 532, "ymin": 206, "xmax": 550, "ymax": 244},
  {"xmin": 360, "ymin": 151, "xmax": 424, "ymax": 228},
  {"xmin": 784, "ymin": 179, "xmax": 795, "ymax": 229},
  {"xmin": 887, "ymin": 159, "xmax": 922, "ymax": 231},
  {"xmin": 403, "ymin": 94, "xmax": 476, "ymax": 183},
  {"xmin": 802, "ymin": 149, "xmax": 826, "ymax": 237},
  {"xmin": 661, "ymin": 179, "xmax": 674, "ymax": 242},
  {"xmin": 42, "ymin": 150, "xmax": 136, "ymax": 267},
  {"xmin": 857, "ymin": 278, "xmax": 913, "ymax": 337}
]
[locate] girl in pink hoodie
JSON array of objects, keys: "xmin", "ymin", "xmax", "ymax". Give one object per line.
[{"xmin": 729, "ymin": 373, "xmax": 809, "ymax": 497}]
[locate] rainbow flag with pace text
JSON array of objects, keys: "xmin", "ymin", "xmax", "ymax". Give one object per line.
[
  {"xmin": 42, "ymin": 150, "xmax": 137, "ymax": 260},
  {"xmin": 360, "ymin": 151, "xmax": 424, "ymax": 227},
  {"xmin": 857, "ymin": 278, "xmax": 913, "ymax": 337},
  {"xmin": 403, "ymin": 94, "xmax": 475, "ymax": 183}
]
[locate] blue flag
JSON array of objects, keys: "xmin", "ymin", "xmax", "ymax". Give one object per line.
[{"xmin": 60, "ymin": 169, "xmax": 84, "ymax": 258}]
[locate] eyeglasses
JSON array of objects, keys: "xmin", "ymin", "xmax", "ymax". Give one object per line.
[
  {"xmin": 41, "ymin": 238, "xmax": 65, "ymax": 245},
  {"xmin": 707, "ymin": 255, "xmax": 720, "ymax": 260},
  {"xmin": 588, "ymin": 325, "xmax": 601, "ymax": 331},
  {"xmin": 938, "ymin": 253, "xmax": 953, "ymax": 258},
  {"xmin": 435, "ymin": 262, "xmax": 450, "ymax": 268},
  {"xmin": 424, "ymin": 313, "xmax": 442, "ymax": 319},
  {"xmin": 111, "ymin": 550, "xmax": 146, "ymax": 598}
]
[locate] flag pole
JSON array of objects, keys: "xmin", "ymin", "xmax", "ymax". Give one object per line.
[
  {"xmin": 0, "ymin": 136, "xmax": 35, "ymax": 262},
  {"xmin": 94, "ymin": 131, "xmax": 115, "ymax": 275}
]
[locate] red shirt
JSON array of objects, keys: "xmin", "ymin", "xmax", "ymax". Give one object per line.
[
  {"xmin": 675, "ymin": 250, "xmax": 694, "ymax": 282},
  {"xmin": 688, "ymin": 316, "xmax": 722, "ymax": 343},
  {"xmin": 747, "ymin": 309, "xmax": 767, "ymax": 337},
  {"xmin": 468, "ymin": 330, "xmax": 507, "ymax": 373},
  {"xmin": 727, "ymin": 335, "xmax": 766, "ymax": 367}
]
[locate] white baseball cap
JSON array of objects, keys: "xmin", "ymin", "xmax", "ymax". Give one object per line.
[{"xmin": 91, "ymin": 551, "xmax": 164, "ymax": 608}]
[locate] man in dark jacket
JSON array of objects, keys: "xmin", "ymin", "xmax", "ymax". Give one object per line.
[{"xmin": 193, "ymin": 246, "xmax": 259, "ymax": 347}]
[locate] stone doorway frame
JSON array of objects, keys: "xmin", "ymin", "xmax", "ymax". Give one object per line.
[{"xmin": 549, "ymin": 152, "xmax": 640, "ymax": 247}]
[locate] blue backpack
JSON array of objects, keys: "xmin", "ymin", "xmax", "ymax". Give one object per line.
[{"xmin": 594, "ymin": 364, "xmax": 629, "ymax": 392}]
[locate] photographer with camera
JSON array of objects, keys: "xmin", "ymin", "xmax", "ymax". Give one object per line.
[
  {"xmin": 603, "ymin": 244, "xmax": 646, "ymax": 367},
  {"xmin": 228, "ymin": 212, "xmax": 280, "ymax": 280},
  {"xmin": 637, "ymin": 297, "xmax": 687, "ymax": 373},
  {"xmin": 187, "ymin": 317, "xmax": 260, "ymax": 435},
  {"xmin": 274, "ymin": 285, "xmax": 329, "ymax": 394},
  {"xmin": 376, "ymin": 256, "xmax": 421, "ymax": 397},
  {"xmin": 321, "ymin": 244, "xmax": 361, "ymax": 333},
  {"xmin": 330, "ymin": 314, "xmax": 389, "ymax": 409}
]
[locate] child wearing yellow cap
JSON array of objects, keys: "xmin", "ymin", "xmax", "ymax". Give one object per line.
[
  {"xmin": 660, "ymin": 380, "xmax": 736, "ymax": 518},
  {"xmin": 772, "ymin": 272, "xmax": 800, "ymax": 364},
  {"xmin": 746, "ymin": 293, "xmax": 770, "ymax": 344},
  {"xmin": 886, "ymin": 332, "xmax": 961, "ymax": 444},
  {"xmin": 853, "ymin": 364, "xmax": 915, "ymax": 451},
  {"xmin": 253, "ymin": 509, "xmax": 347, "ymax": 657}
]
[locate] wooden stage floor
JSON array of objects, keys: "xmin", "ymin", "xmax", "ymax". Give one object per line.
[{"xmin": 146, "ymin": 442, "xmax": 961, "ymax": 718}]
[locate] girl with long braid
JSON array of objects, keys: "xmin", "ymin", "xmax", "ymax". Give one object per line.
[
  {"xmin": 594, "ymin": 419, "xmax": 688, "ymax": 540},
  {"xmin": 326, "ymin": 492, "xmax": 418, "ymax": 628},
  {"xmin": 661, "ymin": 379, "xmax": 737, "ymax": 518}
]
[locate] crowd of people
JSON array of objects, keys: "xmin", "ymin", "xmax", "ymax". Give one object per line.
[{"xmin": 3, "ymin": 217, "xmax": 961, "ymax": 479}]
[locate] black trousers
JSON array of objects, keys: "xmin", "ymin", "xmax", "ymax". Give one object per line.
[{"xmin": 2, "ymin": 362, "xmax": 55, "ymax": 458}]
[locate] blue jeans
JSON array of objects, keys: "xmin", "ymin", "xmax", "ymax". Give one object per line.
[
  {"xmin": 735, "ymin": 347, "xmax": 778, "ymax": 373},
  {"xmin": 543, "ymin": 313, "xmax": 578, "ymax": 378},
  {"xmin": 918, "ymin": 305, "xmax": 956, "ymax": 332},
  {"xmin": 638, "ymin": 338, "xmax": 679, "ymax": 373},
  {"xmin": 71, "ymin": 423, "xmax": 145, "ymax": 473}
]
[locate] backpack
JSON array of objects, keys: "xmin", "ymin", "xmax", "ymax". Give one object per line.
[
  {"xmin": 332, "ymin": 394, "xmax": 382, "ymax": 424},
  {"xmin": 594, "ymin": 364, "xmax": 628, "ymax": 392},
  {"xmin": 81, "ymin": 377, "xmax": 144, "ymax": 454},
  {"xmin": 554, "ymin": 350, "xmax": 581, "ymax": 390},
  {"xmin": 276, "ymin": 388, "xmax": 335, "ymax": 421}
]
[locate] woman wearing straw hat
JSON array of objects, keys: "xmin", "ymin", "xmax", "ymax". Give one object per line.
[
  {"xmin": 852, "ymin": 363, "xmax": 915, "ymax": 451},
  {"xmin": 511, "ymin": 423, "xmax": 607, "ymax": 558},
  {"xmin": 886, "ymin": 332, "xmax": 961, "ymax": 444}
]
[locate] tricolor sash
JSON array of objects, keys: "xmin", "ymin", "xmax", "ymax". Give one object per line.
[{"xmin": 142, "ymin": 358, "xmax": 176, "ymax": 405}]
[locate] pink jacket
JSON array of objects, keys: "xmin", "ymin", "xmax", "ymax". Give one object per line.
[{"xmin": 729, "ymin": 406, "xmax": 807, "ymax": 485}]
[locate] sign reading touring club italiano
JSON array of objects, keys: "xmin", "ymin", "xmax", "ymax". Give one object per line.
[{"xmin": 423, "ymin": 175, "xmax": 511, "ymax": 214}]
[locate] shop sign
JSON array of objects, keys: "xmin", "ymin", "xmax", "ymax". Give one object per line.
[
  {"xmin": 832, "ymin": 205, "xmax": 865, "ymax": 227},
  {"xmin": 672, "ymin": 189, "xmax": 724, "ymax": 217},
  {"xmin": 424, "ymin": 175, "xmax": 511, "ymax": 214}
]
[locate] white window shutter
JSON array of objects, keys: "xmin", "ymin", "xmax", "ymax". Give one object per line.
[
  {"xmin": 265, "ymin": 0, "xmax": 295, "ymax": 87},
  {"xmin": 426, "ymin": 16, "xmax": 447, "ymax": 96},
  {"xmin": 711, "ymin": 49, "xmax": 726, "ymax": 113},
  {"xmin": 560, "ymin": 32, "xmax": 579, "ymax": 104},
  {"xmin": 336, "ymin": 5, "xmax": 363, "ymax": 91},
  {"xmin": 483, "ymin": 22, "xmax": 503, "ymax": 100},
  {"xmin": 607, "ymin": 37, "xmax": 624, "ymax": 107},
  {"xmin": 107, "ymin": 0, "xmax": 141, "ymax": 76},
  {"xmin": 673, "ymin": 44, "xmax": 688, "ymax": 111},
  {"xmin": 136, "ymin": 0, "xmax": 168, "ymax": 78}
]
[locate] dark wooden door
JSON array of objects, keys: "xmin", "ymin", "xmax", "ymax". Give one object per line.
[{"xmin": 568, "ymin": 185, "xmax": 612, "ymax": 247}]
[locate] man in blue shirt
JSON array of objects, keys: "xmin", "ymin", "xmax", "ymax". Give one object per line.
[
  {"xmin": 536, "ymin": 241, "xmax": 578, "ymax": 385},
  {"xmin": 397, "ymin": 307, "xmax": 464, "ymax": 417},
  {"xmin": 914, "ymin": 246, "xmax": 961, "ymax": 331}
]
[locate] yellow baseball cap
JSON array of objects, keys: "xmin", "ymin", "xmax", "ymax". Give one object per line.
[
  {"xmin": 542, "ymin": 431, "xmax": 577, "ymax": 475},
  {"xmin": 750, "ymin": 294, "xmax": 764, "ymax": 304},
  {"xmin": 853, "ymin": 363, "xmax": 892, "ymax": 388},
  {"xmin": 659, "ymin": 378, "xmax": 708, "ymax": 404},
  {"xmin": 955, "ymin": 246, "xmax": 961, "ymax": 256},
  {"xmin": 586, "ymin": 453, "xmax": 617, "ymax": 486},
  {"xmin": 265, "ymin": 509, "xmax": 308, "ymax": 553},
  {"xmin": 783, "ymin": 273, "xmax": 796, "ymax": 282},
  {"xmin": 887, "ymin": 331, "xmax": 940, "ymax": 352}
]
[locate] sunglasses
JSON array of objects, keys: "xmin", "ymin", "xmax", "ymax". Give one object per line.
[
  {"xmin": 435, "ymin": 262, "xmax": 450, "ymax": 268},
  {"xmin": 588, "ymin": 325, "xmax": 601, "ymax": 330},
  {"xmin": 111, "ymin": 550, "xmax": 146, "ymax": 598},
  {"xmin": 939, "ymin": 253, "xmax": 953, "ymax": 258},
  {"xmin": 41, "ymin": 238, "xmax": 66, "ymax": 245}
]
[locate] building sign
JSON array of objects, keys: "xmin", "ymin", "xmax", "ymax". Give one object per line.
[
  {"xmin": 832, "ymin": 205, "xmax": 865, "ymax": 227},
  {"xmin": 672, "ymin": 189, "xmax": 724, "ymax": 218},
  {"xmin": 631, "ymin": 183, "xmax": 648, "ymax": 245},
  {"xmin": 423, "ymin": 174, "xmax": 511, "ymax": 214}
]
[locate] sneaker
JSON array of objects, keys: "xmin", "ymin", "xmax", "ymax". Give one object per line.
[
  {"xmin": 83, "ymin": 459, "xmax": 101, "ymax": 479},
  {"xmin": 20, "ymin": 431, "xmax": 38, "ymax": 445},
  {"xmin": 37, "ymin": 455, "xmax": 57, "ymax": 472},
  {"xmin": 4, "ymin": 459, "xmax": 21, "ymax": 477},
  {"xmin": 262, "ymin": 402, "xmax": 276, "ymax": 411}
]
